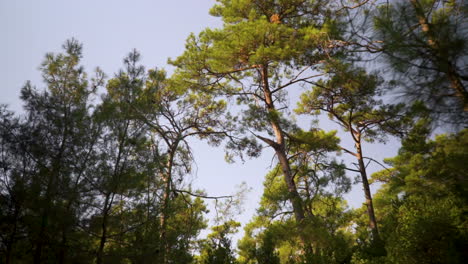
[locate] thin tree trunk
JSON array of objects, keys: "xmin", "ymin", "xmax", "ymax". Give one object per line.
[
  {"xmin": 96, "ymin": 121, "xmax": 129, "ymax": 264},
  {"xmin": 5, "ymin": 203, "xmax": 19, "ymax": 264},
  {"xmin": 33, "ymin": 168, "xmax": 58, "ymax": 264},
  {"xmin": 355, "ymin": 141, "xmax": 379, "ymax": 237},
  {"xmin": 97, "ymin": 194, "xmax": 111, "ymax": 264},
  {"xmin": 33, "ymin": 210, "xmax": 48, "ymax": 264},
  {"xmin": 34, "ymin": 116, "xmax": 69, "ymax": 264},
  {"xmin": 58, "ymin": 230, "xmax": 67, "ymax": 264},
  {"xmin": 354, "ymin": 136, "xmax": 384, "ymax": 253},
  {"xmin": 159, "ymin": 173, "xmax": 170, "ymax": 264},
  {"xmin": 159, "ymin": 145, "xmax": 177, "ymax": 264},
  {"xmin": 259, "ymin": 65, "xmax": 312, "ymax": 254},
  {"xmin": 260, "ymin": 65, "xmax": 306, "ymax": 224}
]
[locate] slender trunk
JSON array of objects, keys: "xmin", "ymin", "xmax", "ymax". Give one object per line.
[
  {"xmin": 58, "ymin": 230, "xmax": 67, "ymax": 264},
  {"xmin": 260, "ymin": 65, "xmax": 305, "ymax": 224},
  {"xmin": 97, "ymin": 193, "xmax": 111, "ymax": 264},
  {"xmin": 33, "ymin": 168, "xmax": 57, "ymax": 264},
  {"xmin": 410, "ymin": 0, "xmax": 468, "ymax": 110},
  {"xmin": 276, "ymin": 150, "xmax": 306, "ymax": 223},
  {"xmin": 159, "ymin": 173, "xmax": 170, "ymax": 264},
  {"xmin": 34, "ymin": 116, "xmax": 69, "ymax": 264},
  {"xmin": 5, "ymin": 240, "xmax": 12, "ymax": 264},
  {"xmin": 58, "ymin": 193, "xmax": 75, "ymax": 264},
  {"xmin": 33, "ymin": 210, "xmax": 48, "ymax": 264},
  {"xmin": 96, "ymin": 121, "xmax": 129, "ymax": 264},
  {"xmin": 159, "ymin": 145, "xmax": 177, "ymax": 264},
  {"xmin": 355, "ymin": 136, "xmax": 384, "ymax": 252},
  {"xmin": 6, "ymin": 204, "xmax": 20, "ymax": 264},
  {"xmin": 59, "ymin": 129, "xmax": 98, "ymax": 263},
  {"xmin": 260, "ymin": 65, "xmax": 312, "ymax": 254},
  {"xmin": 356, "ymin": 143, "xmax": 379, "ymax": 236}
]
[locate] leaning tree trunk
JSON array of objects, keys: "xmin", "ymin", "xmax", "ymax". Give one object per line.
[
  {"xmin": 96, "ymin": 193, "xmax": 111, "ymax": 264},
  {"xmin": 354, "ymin": 133, "xmax": 384, "ymax": 254},
  {"xmin": 159, "ymin": 144, "xmax": 177, "ymax": 264},
  {"xmin": 260, "ymin": 65, "xmax": 306, "ymax": 224},
  {"xmin": 159, "ymin": 172, "xmax": 171, "ymax": 264},
  {"xmin": 260, "ymin": 65, "xmax": 313, "ymax": 254},
  {"xmin": 355, "ymin": 140, "xmax": 379, "ymax": 238}
]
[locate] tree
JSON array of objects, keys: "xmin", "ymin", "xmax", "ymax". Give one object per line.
[
  {"xmin": 238, "ymin": 145, "xmax": 352, "ymax": 264},
  {"xmin": 372, "ymin": 0, "xmax": 468, "ymax": 124},
  {"xmin": 114, "ymin": 49, "xmax": 232, "ymax": 264},
  {"xmin": 197, "ymin": 221, "xmax": 240, "ymax": 264},
  {"xmin": 170, "ymin": 0, "xmax": 345, "ymax": 250},
  {"xmin": 0, "ymin": 41, "xmax": 213, "ymax": 264},
  {"xmin": 90, "ymin": 50, "xmax": 217, "ymax": 264},
  {"xmin": 90, "ymin": 52, "xmax": 154, "ymax": 264},
  {"xmin": 0, "ymin": 105, "xmax": 29, "ymax": 264},
  {"xmin": 366, "ymin": 124, "xmax": 468, "ymax": 263},
  {"xmin": 0, "ymin": 39, "xmax": 103, "ymax": 263},
  {"xmin": 296, "ymin": 61, "xmax": 409, "ymax": 254}
]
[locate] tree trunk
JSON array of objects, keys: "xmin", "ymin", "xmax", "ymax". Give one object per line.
[
  {"xmin": 260, "ymin": 65, "xmax": 306, "ymax": 224},
  {"xmin": 356, "ymin": 143, "xmax": 379, "ymax": 236},
  {"xmin": 33, "ymin": 211, "xmax": 48, "ymax": 264},
  {"xmin": 159, "ymin": 174, "xmax": 170, "ymax": 264},
  {"xmin": 355, "ymin": 136, "xmax": 384, "ymax": 253},
  {"xmin": 5, "ymin": 203, "xmax": 20, "ymax": 264},
  {"xmin": 97, "ymin": 194, "xmax": 111, "ymax": 264},
  {"xmin": 159, "ymin": 146, "xmax": 177, "ymax": 264},
  {"xmin": 58, "ymin": 230, "xmax": 67, "ymax": 264},
  {"xmin": 260, "ymin": 65, "xmax": 312, "ymax": 254},
  {"xmin": 33, "ymin": 170, "xmax": 57, "ymax": 264}
]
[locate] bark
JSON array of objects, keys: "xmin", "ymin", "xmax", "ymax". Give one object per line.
[
  {"xmin": 96, "ymin": 194, "xmax": 111, "ymax": 264},
  {"xmin": 159, "ymin": 170, "xmax": 171, "ymax": 264},
  {"xmin": 260, "ymin": 65, "xmax": 306, "ymax": 224},
  {"xmin": 34, "ymin": 107, "xmax": 70, "ymax": 264},
  {"xmin": 58, "ymin": 230, "xmax": 67, "ymax": 264},
  {"xmin": 97, "ymin": 121, "xmax": 128, "ymax": 264},
  {"xmin": 33, "ymin": 168, "xmax": 59, "ymax": 263},
  {"xmin": 260, "ymin": 65, "xmax": 312, "ymax": 254},
  {"xmin": 34, "ymin": 154, "xmax": 64, "ymax": 264},
  {"xmin": 5, "ymin": 203, "xmax": 19, "ymax": 264},
  {"xmin": 33, "ymin": 212, "xmax": 47, "ymax": 264},
  {"xmin": 159, "ymin": 143, "xmax": 178, "ymax": 264},
  {"xmin": 354, "ymin": 134, "xmax": 384, "ymax": 251}
]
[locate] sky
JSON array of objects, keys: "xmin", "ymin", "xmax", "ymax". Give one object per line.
[{"xmin": 0, "ymin": 0, "xmax": 400, "ymax": 245}]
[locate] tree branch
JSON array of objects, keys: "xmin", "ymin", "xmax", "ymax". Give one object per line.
[{"xmin": 174, "ymin": 189, "xmax": 233, "ymax": 200}]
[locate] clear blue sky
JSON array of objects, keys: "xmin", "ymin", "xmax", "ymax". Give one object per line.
[{"xmin": 0, "ymin": 0, "xmax": 400, "ymax": 245}]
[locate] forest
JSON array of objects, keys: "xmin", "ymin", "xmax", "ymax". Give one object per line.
[{"xmin": 0, "ymin": 0, "xmax": 467, "ymax": 263}]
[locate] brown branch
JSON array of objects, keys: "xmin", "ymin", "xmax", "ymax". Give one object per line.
[
  {"xmin": 271, "ymin": 73, "xmax": 325, "ymax": 94},
  {"xmin": 174, "ymin": 189, "xmax": 233, "ymax": 200},
  {"xmin": 340, "ymin": 146, "xmax": 358, "ymax": 157},
  {"xmin": 363, "ymin": 156, "xmax": 391, "ymax": 172}
]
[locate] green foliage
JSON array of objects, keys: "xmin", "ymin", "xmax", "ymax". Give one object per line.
[
  {"xmin": 197, "ymin": 221, "xmax": 240, "ymax": 264},
  {"xmin": 238, "ymin": 160, "xmax": 353, "ymax": 264},
  {"xmin": 373, "ymin": 125, "xmax": 468, "ymax": 200},
  {"xmin": 358, "ymin": 127, "xmax": 468, "ymax": 264},
  {"xmin": 296, "ymin": 61, "xmax": 409, "ymax": 142},
  {"xmin": 288, "ymin": 129, "xmax": 340, "ymax": 153},
  {"xmin": 0, "ymin": 40, "xmax": 210, "ymax": 264}
]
